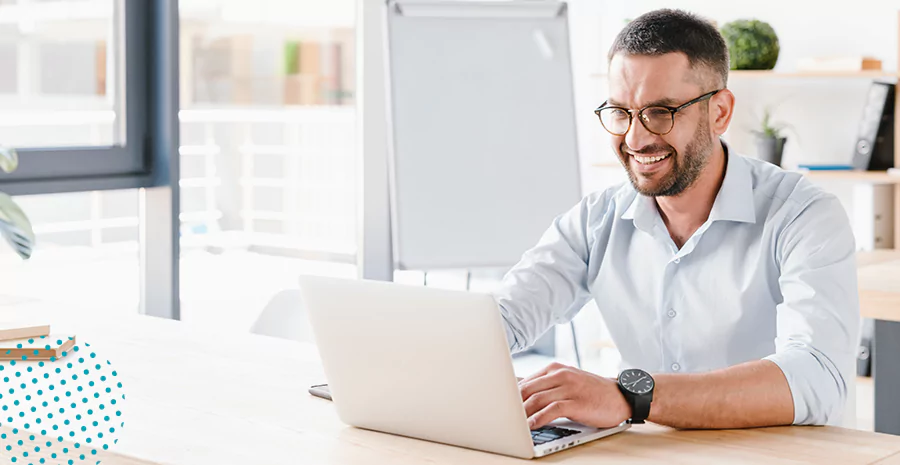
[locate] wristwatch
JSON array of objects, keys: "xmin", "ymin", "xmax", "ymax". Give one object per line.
[{"xmin": 617, "ymin": 368, "xmax": 654, "ymax": 424}]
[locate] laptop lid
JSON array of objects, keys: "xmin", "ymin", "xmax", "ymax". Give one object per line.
[{"xmin": 300, "ymin": 276, "xmax": 535, "ymax": 459}]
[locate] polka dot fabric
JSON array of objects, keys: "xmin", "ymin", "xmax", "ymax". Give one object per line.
[{"xmin": 0, "ymin": 340, "xmax": 126, "ymax": 464}]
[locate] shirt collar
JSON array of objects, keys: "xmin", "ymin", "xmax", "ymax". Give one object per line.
[
  {"xmin": 620, "ymin": 190, "xmax": 657, "ymax": 233},
  {"xmin": 709, "ymin": 141, "xmax": 757, "ymax": 224},
  {"xmin": 620, "ymin": 140, "xmax": 757, "ymax": 228}
]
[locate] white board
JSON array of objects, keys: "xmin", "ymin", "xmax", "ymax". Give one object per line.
[{"xmin": 386, "ymin": 0, "xmax": 581, "ymax": 270}]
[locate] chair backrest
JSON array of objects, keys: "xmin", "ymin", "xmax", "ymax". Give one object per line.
[{"xmin": 250, "ymin": 288, "xmax": 313, "ymax": 343}]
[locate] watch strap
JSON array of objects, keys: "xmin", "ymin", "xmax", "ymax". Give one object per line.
[{"xmin": 628, "ymin": 390, "xmax": 652, "ymax": 424}]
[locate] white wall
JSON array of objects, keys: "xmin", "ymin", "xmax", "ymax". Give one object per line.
[{"xmin": 567, "ymin": 0, "xmax": 899, "ymax": 220}]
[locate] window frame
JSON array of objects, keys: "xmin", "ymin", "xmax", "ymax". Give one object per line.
[
  {"xmin": 0, "ymin": 0, "xmax": 181, "ymax": 322},
  {"xmin": 0, "ymin": 0, "xmax": 162, "ymax": 196}
]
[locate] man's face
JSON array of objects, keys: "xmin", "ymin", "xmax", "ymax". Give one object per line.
[{"xmin": 606, "ymin": 52, "xmax": 717, "ymax": 197}]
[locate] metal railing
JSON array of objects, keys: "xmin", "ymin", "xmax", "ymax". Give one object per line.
[{"xmin": 10, "ymin": 106, "xmax": 357, "ymax": 258}]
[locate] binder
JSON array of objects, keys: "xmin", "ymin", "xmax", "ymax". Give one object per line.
[{"xmin": 852, "ymin": 82, "xmax": 895, "ymax": 170}]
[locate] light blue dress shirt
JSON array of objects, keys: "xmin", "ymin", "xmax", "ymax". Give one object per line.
[{"xmin": 494, "ymin": 146, "xmax": 860, "ymax": 426}]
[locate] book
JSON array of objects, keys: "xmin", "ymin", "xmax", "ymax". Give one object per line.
[
  {"xmin": 796, "ymin": 164, "xmax": 856, "ymax": 171},
  {"xmin": 299, "ymin": 41, "xmax": 322, "ymax": 105},
  {"xmin": 0, "ymin": 324, "xmax": 50, "ymax": 342},
  {"xmin": 0, "ymin": 335, "xmax": 76, "ymax": 361},
  {"xmin": 796, "ymin": 56, "xmax": 883, "ymax": 72}
]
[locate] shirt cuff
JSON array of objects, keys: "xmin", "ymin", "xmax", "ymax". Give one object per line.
[
  {"xmin": 498, "ymin": 304, "xmax": 526, "ymax": 353},
  {"xmin": 763, "ymin": 348, "xmax": 846, "ymax": 426}
]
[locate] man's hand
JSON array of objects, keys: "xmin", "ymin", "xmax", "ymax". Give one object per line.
[{"xmin": 518, "ymin": 362, "xmax": 630, "ymax": 430}]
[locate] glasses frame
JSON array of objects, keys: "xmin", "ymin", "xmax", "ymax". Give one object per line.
[{"xmin": 594, "ymin": 89, "xmax": 722, "ymax": 136}]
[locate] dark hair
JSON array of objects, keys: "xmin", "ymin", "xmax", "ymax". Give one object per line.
[{"xmin": 608, "ymin": 9, "xmax": 729, "ymax": 88}]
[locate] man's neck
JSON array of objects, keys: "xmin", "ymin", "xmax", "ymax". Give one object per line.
[{"xmin": 655, "ymin": 141, "xmax": 727, "ymax": 248}]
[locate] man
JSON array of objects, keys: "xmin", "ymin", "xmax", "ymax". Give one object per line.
[{"xmin": 494, "ymin": 9, "xmax": 860, "ymax": 430}]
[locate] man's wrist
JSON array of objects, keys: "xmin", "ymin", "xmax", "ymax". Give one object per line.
[
  {"xmin": 645, "ymin": 374, "xmax": 666, "ymax": 423},
  {"xmin": 616, "ymin": 369, "xmax": 654, "ymax": 424}
]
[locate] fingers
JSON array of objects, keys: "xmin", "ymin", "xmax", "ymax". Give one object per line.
[
  {"xmin": 528, "ymin": 400, "xmax": 572, "ymax": 430},
  {"xmin": 520, "ymin": 363, "xmax": 576, "ymax": 402},
  {"xmin": 519, "ymin": 375, "xmax": 563, "ymax": 402},
  {"xmin": 518, "ymin": 361, "xmax": 570, "ymax": 386},
  {"xmin": 523, "ymin": 386, "xmax": 565, "ymax": 419}
]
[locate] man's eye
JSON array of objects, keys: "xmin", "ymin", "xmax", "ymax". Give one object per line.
[{"xmin": 645, "ymin": 108, "xmax": 671, "ymax": 117}]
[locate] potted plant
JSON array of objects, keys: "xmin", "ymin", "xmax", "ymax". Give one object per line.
[
  {"xmin": 0, "ymin": 146, "xmax": 34, "ymax": 260},
  {"xmin": 752, "ymin": 106, "xmax": 790, "ymax": 167},
  {"xmin": 720, "ymin": 19, "xmax": 780, "ymax": 70}
]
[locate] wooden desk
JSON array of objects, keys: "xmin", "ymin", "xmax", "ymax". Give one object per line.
[
  {"xmin": 1, "ymin": 303, "xmax": 900, "ymax": 465},
  {"xmin": 856, "ymin": 251, "xmax": 900, "ymax": 437}
]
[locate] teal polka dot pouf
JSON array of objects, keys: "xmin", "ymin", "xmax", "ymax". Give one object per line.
[{"xmin": 0, "ymin": 341, "xmax": 125, "ymax": 464}]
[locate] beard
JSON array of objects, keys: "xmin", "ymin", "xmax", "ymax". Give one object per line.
[{"xmin": 619, "ymin": 118, "xmax": 714, "ymax": 197}]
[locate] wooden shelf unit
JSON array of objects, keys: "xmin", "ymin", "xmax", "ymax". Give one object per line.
[
  {"xmin": 728, "ymin": 70, "xmax": 899, "ymax": 79},
  {"xmin": 798, "ymin": 170, "xmax": 900, "ymax": 183}
]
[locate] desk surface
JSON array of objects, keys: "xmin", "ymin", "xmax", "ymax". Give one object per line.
[
  {"xmin": 1, "ymin": 303, "xmax": 899, "ymax": 465},
  {"xmin": 857, "ymin": 250, "xmax": 900, "ymax": 322}
]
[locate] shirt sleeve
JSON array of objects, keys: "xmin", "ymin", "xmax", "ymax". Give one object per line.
[
  {"xmin": 491, "ymin": 192, "xmax": 608, "ymax": 353},
  {"xmin": 763, "ymin": 194, "xmax": 860, "ymax": 426}
]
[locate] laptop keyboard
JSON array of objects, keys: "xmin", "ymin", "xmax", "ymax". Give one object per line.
[{"xmin": 531, "ymin": 426, "xmax": 579, "ymax": 445}]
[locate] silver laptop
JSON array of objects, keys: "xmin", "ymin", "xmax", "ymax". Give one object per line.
[{"xmin": 299, "ymin": 276, "xmax": 629, "ymax": 459}]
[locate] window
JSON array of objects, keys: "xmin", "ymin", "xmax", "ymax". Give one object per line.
[
  {"xmin": 0, "ymin": 0, "xmax": 169, "ymax": 316},
  {"xmin": 0, "ymin": 0, "xmax": 152, "ymax": 195},
  {"xmin": 0, "ymin": 189, "xmax": 140, "ymax": 313},
  {"xmin": 0, "ymin": 0, "xmax": 361, "ymax": 327},
  {"xmin": 178, "ymin": 0, "xmax": 357, "ymax": 331}
]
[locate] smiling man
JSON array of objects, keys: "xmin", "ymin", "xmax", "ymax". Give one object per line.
[{"xmin": 493, "ymin": 9, "xmax": 860, "ymax": 430}]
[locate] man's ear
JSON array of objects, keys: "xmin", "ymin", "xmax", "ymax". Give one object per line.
[{"xmin": 710, "ymin": 88, "xmax": 735, "ymax": 136}]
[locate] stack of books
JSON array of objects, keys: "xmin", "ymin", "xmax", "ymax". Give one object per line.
[
  {"xmin": 283, "ymin": 40, "xmax": 348, "ymax": 106},
  {"xmin": 0, "ymin": 324, "xmax": 75, "ymax": 361}
]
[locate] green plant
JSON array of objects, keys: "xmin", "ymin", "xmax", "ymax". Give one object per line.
[
  {"xmin": 752, "ymin": 106, "xmax": 791, "ymax": 139},
  {"xmin": 720, "ymin": 19, "xmax": 780, "ymax": 70},
  {"xmin": 283, "ymin": 41, "xmax": 300, "ymax": 75},
  {"xmin": 0, "ymin": 146, "xmax": 34, "ymax": 260}
]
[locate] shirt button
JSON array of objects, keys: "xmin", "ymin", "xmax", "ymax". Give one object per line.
[
  {"xmin": 667, "ymin": 309, "xmax": 677, "ymax": 318},
  {"xmin": 673, "ymin": 258, "xmax": 681, "ymax": 264},
  {"xmin": 671, "ymin": 363, "xmax": 681, "ymax": 372}
]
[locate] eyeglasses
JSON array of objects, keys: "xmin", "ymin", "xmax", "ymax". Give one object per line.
[{"xmin": 594, "ymin": 89, "xmax": 721, "ymax": 136}]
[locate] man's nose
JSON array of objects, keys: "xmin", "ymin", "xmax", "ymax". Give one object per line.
[{"xmin": 624, "ymin": 114, "xmax": 657, "ymax": 153}]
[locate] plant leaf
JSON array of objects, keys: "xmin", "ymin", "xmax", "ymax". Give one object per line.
[
  {"xmin": 0, "ymin": 192, "xmax": 34, "ymax": 259},
  {"xmin": 0, "ymin": 146, "xmax": 17, "ymax": 173}
]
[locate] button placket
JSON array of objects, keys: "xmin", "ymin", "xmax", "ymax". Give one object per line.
[{"xmin": 659, "ymin": 243, "xmax": 683, "ymax": 377}]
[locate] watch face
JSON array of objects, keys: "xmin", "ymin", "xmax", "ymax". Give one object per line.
[{"xmin": 619, "ymin": 369, "xmax": 654, "ymax": 395}]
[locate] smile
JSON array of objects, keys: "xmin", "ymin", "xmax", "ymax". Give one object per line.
[{"xmin": 632, "ymin": 153, "xmax": 672, "ymax": 165}]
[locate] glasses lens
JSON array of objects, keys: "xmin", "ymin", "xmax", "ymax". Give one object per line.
[
  {"xmin": 598, "ymin": 107, "xmax": 631, "ymax": 135},
  {"xmin": 640, "ymin": 107, "xmax": 674, "ymax": 135}
]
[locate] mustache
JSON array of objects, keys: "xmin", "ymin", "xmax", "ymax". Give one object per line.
[{"xmin": 619, "ymin": 143, "xmax": 674, "ymax": 155}]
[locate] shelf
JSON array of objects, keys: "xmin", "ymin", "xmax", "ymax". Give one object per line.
[
  {"xmin": 795, "ymin": 170, "xmax": 900, "ymax": 183},
  {"xmin": 591, "ymin": 163, "xmax": 900, "ymax": 183},
  {"xmin": 730, "ymin": 70, "xmax": 899, "ymax": 79},
  {"xmin": 590, "ymin": 70, "xmax": 899, "ymax": 79}
]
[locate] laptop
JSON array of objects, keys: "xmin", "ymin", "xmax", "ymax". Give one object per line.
[{"xmin": 298, "ymin": 276, "xmax": 629, "ymax": 459}]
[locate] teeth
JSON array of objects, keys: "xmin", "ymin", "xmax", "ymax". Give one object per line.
[{"xmin": 634, "ymin": 154, "xmax": 670, "ymax": 164}]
